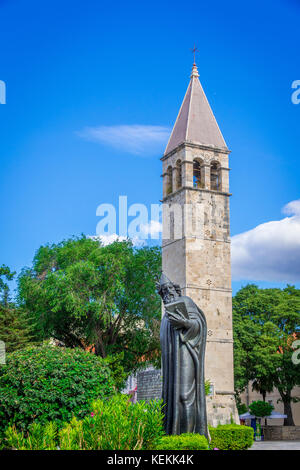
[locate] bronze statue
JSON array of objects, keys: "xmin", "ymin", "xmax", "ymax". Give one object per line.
[{"xmin": 157, "ymin": 273, "xmax": 208, "ymax": 438}]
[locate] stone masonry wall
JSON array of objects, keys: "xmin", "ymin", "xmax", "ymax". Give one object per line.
[{"xmin": 262, "ymin": 426, "xmax": 300, "ymax": 441}]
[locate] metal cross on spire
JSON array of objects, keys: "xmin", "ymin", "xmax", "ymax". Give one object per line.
[{"xmin": 191, "ymin": 44, "xmax": 198, "ymax": 65}]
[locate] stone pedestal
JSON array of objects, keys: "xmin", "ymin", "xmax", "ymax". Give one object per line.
[{"xmin": 206, "ymin": 394, "xmax": 239, "ymax": 427}]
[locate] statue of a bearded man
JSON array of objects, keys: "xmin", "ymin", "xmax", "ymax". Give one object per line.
[{"xmin": 157, "ymin": 273, "xmax": 208, "ymax": 438}]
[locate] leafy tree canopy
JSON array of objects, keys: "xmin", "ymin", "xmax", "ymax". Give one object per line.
[
  {"xmin": 18, "ymin": 236, "xmax": 162, "ymax": 375},
  {"xmin": 249, "ymin": 400, "xmax": 274, "ymax": 418},
  {"xmin": 233, "ymin": 284, "xmax": 300, "ymax": 425}
]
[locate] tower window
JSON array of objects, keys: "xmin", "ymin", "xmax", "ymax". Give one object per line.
[
  {"xmin": 193, "ymin": 159, "xmax": 203, "ymax": 188},
  {"xmin": 166, "ymin": 166, "xmax": 173, "ymax": 195},
  {"xmin": 211, "ymin": 162, "xmax": 220, "ymax": 191},
  {"xmin": 175, "ymin": 160, "xmax": 182, "ymax": 190}
]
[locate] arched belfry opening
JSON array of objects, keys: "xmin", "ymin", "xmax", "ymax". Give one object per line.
[
  {"xmin": 193, "ymin": 159, "xmax": 203, "ymax": 188},
  {"xmin": 175, "ymin": 159, "xmax": 182, "ymax": 190},
  {"xmin": 210, "ymin": 161, "xmax": 220, "ymax": 191},
  {"xmin": 166, "ymin": 165, "xmax": 173, "ymax": 195}
]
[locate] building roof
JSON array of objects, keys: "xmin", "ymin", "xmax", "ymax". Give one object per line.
[{"xmin": 164, "ymin": 63, "xmax": 228, "ymax": 155}]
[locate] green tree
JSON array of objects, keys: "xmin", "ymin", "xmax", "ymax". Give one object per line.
[
  {"xmin": 249, "ymin": 400, "xmax": 274, "ymax": 418},
  {"xmin": 233, "ymin": 284, "xmax": 300, "ymax": 426},
  {"xmin": 0, "ymin": 264, "xmax": 15, "ymax": 307},
  {"xmin": 0, "ymin": 306, "xmax": 33, "ymax": 353},
  {"xmin": 18, "ymin": 236, "xmax": 162, "ymax": 375},
  {"xmin": 0, "ymin": 265, "xmax": 33, "ymax": 353}
]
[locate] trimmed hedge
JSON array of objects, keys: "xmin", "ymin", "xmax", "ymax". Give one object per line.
[
  {"xmin": 209, "ymin": 424, "xmax": 254, "ymax": 450},
  {"xmin": 0, "ymin": 344, "xmax": 115, "ymax": 437},
  {"xmin": 155, "ymin": 433, "xmax": 209, "ymax": 450}
]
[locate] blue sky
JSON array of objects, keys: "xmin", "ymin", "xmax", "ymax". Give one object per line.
[{"xmin": 0, "ymin": 0, "xmax": 299, "ymax": 294}]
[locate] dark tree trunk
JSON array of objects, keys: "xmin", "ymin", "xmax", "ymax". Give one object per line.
[
  {"xmin": 283, "ymin": 400, "xmax": 295, "ymax": 426},
  {"xmin": 94, "ymin": 322, "xmax": 106, "ymax": 358},
  {"xmin": 262, "ymin": 391, "xmax": 266, "ymax": 402},
  {"xmin": 94, "ymin": 340, "xmax": 106, "ymax": 357}
]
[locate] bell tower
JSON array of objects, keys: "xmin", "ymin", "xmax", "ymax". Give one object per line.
[{"xmin": 161, "ymin": 62, "xmax": 239, "ymax": 425}]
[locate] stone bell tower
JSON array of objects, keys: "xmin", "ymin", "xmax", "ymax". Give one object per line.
[{"xmin": 161, "ymin": 62, "xmax": 239, "ymax": 425}]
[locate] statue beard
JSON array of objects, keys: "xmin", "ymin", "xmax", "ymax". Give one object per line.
[{"xmin": 163, "ymin": 291, "xmax": 177, "ymax": 305}]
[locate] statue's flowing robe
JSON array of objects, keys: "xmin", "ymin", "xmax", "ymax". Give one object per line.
[{"xmin": 160, "ymin": 296, "xmax": 208, "ymax": 437}]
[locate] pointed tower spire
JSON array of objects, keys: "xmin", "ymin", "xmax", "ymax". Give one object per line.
[{"xmin": 164, "ymin": 62, "xmax": 228, "ymax": 155}]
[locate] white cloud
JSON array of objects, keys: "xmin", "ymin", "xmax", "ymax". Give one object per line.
[
  {"xmin": 232, "ymin": 199, "xmax": 300, "ymax": 282},
  {"xmin": 88, "ymin": 234, "xmax": 145, "ymax": 247},
  {"xmin": 282, "ymin": 199, "xmax": 300, "ymax": 216},
  {"xmin": 140, "ymin": 220, "xmax": 162, "ymax": 239},
  {"xmin": 89, "ymin": 234, "xmax": 127, "ymax": 246},
  {"xmin": 77, "ymin": 124, "xmax": 170, "ymax": 156},
  {"xmin": 88, "ymin": 219, "xmax": 162, "ymax": 247}
]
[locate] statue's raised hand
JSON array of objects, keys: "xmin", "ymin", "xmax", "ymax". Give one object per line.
[{"xmin": 167, "ymin": 307, "xmax": 191, "ymax": 330}]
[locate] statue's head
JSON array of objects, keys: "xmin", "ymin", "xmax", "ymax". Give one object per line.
[{"xmin": 156, "ymin": 272, "xmax": 181, "ymax": 304}]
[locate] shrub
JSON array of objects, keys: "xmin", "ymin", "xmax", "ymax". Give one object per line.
[
  {"xmin": 5, "ymin": 394, "xmax": 165, "ymax": 450},
  {"xmin": 209, "ymin": 424, "xmax": 254, "ymax": 450},
  {"xmin": 154, "ymin": 433, "xmax": 209, "ymax": 450},
  {"xmin": 60, "ymin": 395, "xmax": 164, "ymax": 450},
  {"xmin": 5, "ymin": 422, "xmax": 58, "ymax": 450},
  {"xmin": 249, "ymin": 400, "xmax": 274, "ymax": 417},
  {"xmin": 0, "ymin": 344, "xmax": 115, "ymax": 438},
  {"xmin": 237, "ymin": 402, "xmax": 248, "ymax": 415}
]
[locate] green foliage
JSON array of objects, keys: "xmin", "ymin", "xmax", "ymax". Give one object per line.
[
  {"xmin": 0, "ymin": 344, "xmax": 115, "ymax": 438},
  {"xmin": 5, "ymin": 422, "xmax": 58, "ymax": 450},
  {"xmin": 209, "ymin": 424, "xmax": 254, "ymax": 450},
  {"xmin": 205, "ymin": 379, "xmax": 211, "ymax": 396},
  {"xmin": 233, "ymin": 284, "xmax": 300, "ymax": 425},
  {"xmin": 0, "ymin": 305, "xmax": 33, "ymax": 353},
  {"xmin": 154, "ymin": 433, "xmax": 209, "ymax": 450},
  {"xmin": 105, "ymin": 352, "xmax": 128, "ymax": 391},
  {"xmin": 0, "ymin": 265, "xmax": 33, "ymax": 353},
  {"xmin": 18, "ymin": 236, "xmax": 162, "ymax": 375},
  {"xmin": 60, "ymin": 395, "xmax": 164, "ymax": 450},
  {"xmin": 237, "ymin": 402, "xmax": 248, "ymax": 415},
  {"xmin": 0, "ymin": 264, "xmax": 15, "ymax": 306},
  {"xmin": 249, "ymin": 400, "xmax": 274, "ymax": 417},
  {"xmin": 5, "ymin": 395, "xmax": 165, "ymax": 450},
  {"xmin": 235, "ymin": 394, "xmax": 248, "ymax": 415}
]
